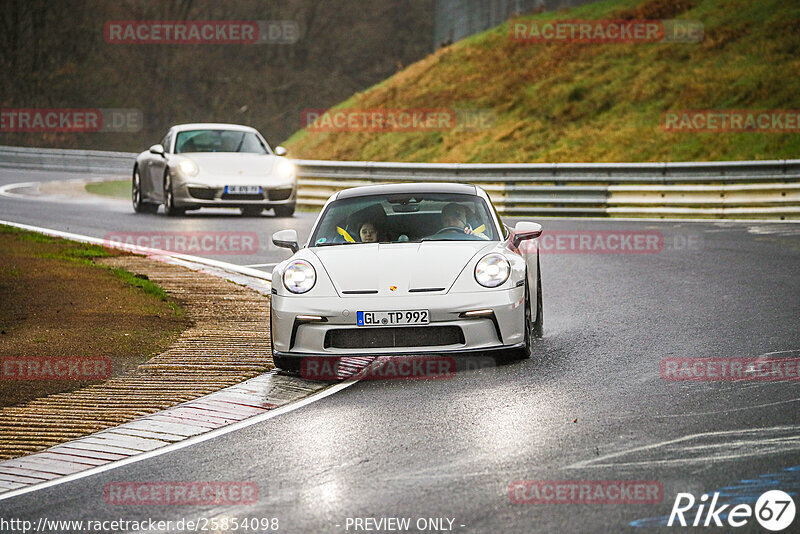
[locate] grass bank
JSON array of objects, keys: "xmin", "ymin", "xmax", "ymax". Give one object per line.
[
  {"xmin": 0, "ymin": 225, "xmax": 188, "ymax": 407},
  {"xmin": 285, "ymin": 0, "xmax": 800, "ymax": 163},
  {"xmin": 85, "ymin": 179, "xmax": 130, "ymax": 199}
]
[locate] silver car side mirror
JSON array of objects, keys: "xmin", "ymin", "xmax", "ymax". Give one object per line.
[
  {"xmin": 149, "ymin": 144, "xmax": 165, "ymax": 156},
  {"xmin": 512, "ymin": 221, "xmax": 543, "ymax": 248},
  {"xmin": 273, "ymin": 229, "xmax": 299, "ymax": 253},
  {"xmin": 274, "ymin": 146, "xmax": 288, "ymax": 156}
]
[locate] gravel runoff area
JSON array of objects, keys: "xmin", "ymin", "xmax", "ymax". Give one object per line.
[{"xmin": 0, "ymin": 255, "xmax": 275, "ymax": 461}]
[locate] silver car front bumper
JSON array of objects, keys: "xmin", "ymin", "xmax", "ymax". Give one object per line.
[
  {"xmin": 172, "ymin": 181, "xmax": 296, "ymax": 208},
  {"xmin": 270, "ymin": 286, "xmax": 526, "ymax": 357}
]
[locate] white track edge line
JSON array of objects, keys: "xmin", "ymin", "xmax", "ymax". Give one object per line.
[
  {"xmin": 0, "ymin": 218, "xmax": 351, "ymax": 502},
  {"xmin": 0, "ymin": 181, "xmax": 42, "ymax": 200},
  {"xmin": 0, "ymin": 219, "xmax": 271, "ymax": 283},
  {"xmin": 0, "ymin": 379, "xmax": 357, "ymax": 502}
]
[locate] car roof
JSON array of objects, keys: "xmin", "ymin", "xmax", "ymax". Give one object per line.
[
  {"xmin": 336, "ymin": 182, "xmax": 478, "ymax": 199},
  {"xmin": 170, "ymin": 123, "xmax": 258, "ymax": 133}
]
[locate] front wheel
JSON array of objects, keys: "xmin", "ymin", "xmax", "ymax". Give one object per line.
[
  {"xmin": 533, "ymin": 255, "xmax": 543, "ymax": 338},
  {"xmin": 273, "ymin": 203, "xmax": 295, "ymax": 218},
  {"xmin": 240, "ymin": 206, "xmax": 263, "ymax": 217},
  {"xmin": 272, "ymin": 354, "xmax": 301, "ymax": 374},
  {"xmin": 271, "ymin": 307, "xmax": 300, "ymax": 374},
  {"xmin": 163, "ymin": 174, "xmax": 185, "ymax": 217},
  {"xmin": 515, "ymin": 281, "xmax": 533, "ymax": 360},
  {"xmin": 132, "ymin": 167, "xmax": 158, "ymax": 214}
]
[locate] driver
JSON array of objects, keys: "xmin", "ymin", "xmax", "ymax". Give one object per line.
[{"xmin": 440, "ymin": 203, "xmax": 489, "ymax": 239}]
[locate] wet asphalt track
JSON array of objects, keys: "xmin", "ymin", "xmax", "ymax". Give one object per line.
[{"xmin": 0, "ymin": 167, "xmax": 799, "ymax": 533}]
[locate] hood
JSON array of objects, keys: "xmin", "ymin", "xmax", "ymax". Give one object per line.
[
  {"xmin": 311, "ymin": 241, "xmax": 494, "ymax": 295},
  {"xmin": 178, "ymin": 152, "xmax": 275, "ymax": 177}
]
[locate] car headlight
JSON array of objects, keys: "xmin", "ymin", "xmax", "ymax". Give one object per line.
[
  {"xmin": 275, "ymin": 158, "xmax": 295, "ymax": 180},
  {"xmin": 283, "ymin": 260, "xmax": 316, "ymax": 294},
  {"xmin": 178, "ymin": 159, "xmax": 199, "ymax": 177},
  {"xmin": 474, "ymin": 254, "xmax": 510, "ymax": 288}
]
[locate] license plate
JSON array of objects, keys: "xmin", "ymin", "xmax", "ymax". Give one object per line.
[
  {"xmin": 357, "ymin": 310, "xmax": 429, "ymax": 326},
  {"xmin": 225, "ymin": 185, "xmax": 262, "ymax": 194}
]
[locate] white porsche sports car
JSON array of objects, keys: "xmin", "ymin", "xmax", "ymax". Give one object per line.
[
  {"xmin": 132, "ymin": 123, "xmax": 297, "ymax": 217},
  {"xmin": 270, "ymin": 182, "xmax": 543, "ymax": 371}
]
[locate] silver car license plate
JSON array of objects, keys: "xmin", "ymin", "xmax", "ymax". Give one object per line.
[
  {"xmin": 225, "ymin": 185, "xmax": 262, "ymax": 194},
  {"xmin": 357, "ymin": 310, "xmax": 429, "ymax": 326}
]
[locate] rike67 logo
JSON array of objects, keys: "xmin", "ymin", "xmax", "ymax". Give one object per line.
[{"xmin": 668, "ymin": 490, "xmax": 795, "ymax": 531}]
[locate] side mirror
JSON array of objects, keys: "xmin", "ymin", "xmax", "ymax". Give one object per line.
[
  {"xmin": 512, "ymin": 221, "xmax": 542, "ymax": 248},
  {"xmin": 149, "ymin": 144, "xmax": 165, "ymax": 156},
  {"xmin": 272, "ymin": 229, "xmax": 299, "ymax": 253},
  {"xmin": 274, "ymin": 146, "xmax": 288, "ymax": 157}
]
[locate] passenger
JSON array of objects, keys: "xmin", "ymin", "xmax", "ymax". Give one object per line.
[
  {"xmin": 440, "ymin": 203, "xmax": 489, "ymax": 239},
  {"xmin": 359, "ymin": 221, "xmax": 379, "ymax": 243}
]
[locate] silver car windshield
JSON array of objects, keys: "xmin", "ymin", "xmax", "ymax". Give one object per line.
[
  {"xmin": 174, "ymin": 130, "xmax": 269, "ymax": 154},
  {"xmin": 310, "ymin": 193, "xmax": 498, "ymax": 246}
]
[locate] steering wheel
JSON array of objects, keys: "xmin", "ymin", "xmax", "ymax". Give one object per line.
[{"xmin": 432, "ymin": 226, "xmax": 466, "ymax": 236}]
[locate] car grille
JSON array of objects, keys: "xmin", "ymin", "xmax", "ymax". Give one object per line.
[
  {"xmin": 267, "ymin": 188, "xmax": 293, "ymax": 201},
  {"xmin": 187, "ymin": 187, "xmax": 217, "ymax": 200},
  {"xmin": 220, "ymin": 193, "xmax": 265, "ymax": 201},
  {"xmin": 324, "ymin": 326, "xmax": 464, "ymax": 349}
]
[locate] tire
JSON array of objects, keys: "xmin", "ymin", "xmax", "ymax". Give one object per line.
[
  {"xmin": 273, "ymin": 354, "xmax": 300, "ymax": 374},
  {"xmin": 269, "ymin": 306, "xmax": 278, "ymax": 366},
  {"xmin": 273, "ymin": 203, "xmax": 296, "ymax": 218},
  {"xmin": 514, "ymin": 258, "xmax": 543, "ymax": 360},
  {"xmin": 515, "ymin": 280, "xmax": 533, "ymax": 360},
  {"xmin": 163, "ymin": 174, "xmax": 185, "ymax": 217},
  {"xmin": 270, "ymin": 307, "xmax": 300, "ymax": 373},
  {"xmin": 240, "ymin": 206, "xmax": 263, "ymax": 217},
  {"xmin": 132, "ymin": 166, "xmax": 158, "ymax": 214},
  {"xmin": 533, "ymin": 254, "xmax": 543, "ymax": 338}
]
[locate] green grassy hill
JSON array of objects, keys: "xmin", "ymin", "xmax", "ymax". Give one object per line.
[{"xmin": 285, "ymin": 0, "xmax": 800, "ymax": 162}]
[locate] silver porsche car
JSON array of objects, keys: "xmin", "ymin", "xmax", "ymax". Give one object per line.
[
  {"xmin": 270, "ymin": 183, "xmax": 543, "ymax": 371},
  {"xmin": 132, "ymin": 123, "xmax": 297, "ymax": 217}
]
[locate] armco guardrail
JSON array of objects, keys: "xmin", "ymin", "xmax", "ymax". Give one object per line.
[
  {"xmin": 1, "ymin": 145, "xmax": 798, "ymax": 219},
  {"xmin": 294, "ymin": 159, "xmax": 800, "ymax": 219},
  {"xmin": 0, "ymin": 145, "xmax": 135, "ymax": 174}
]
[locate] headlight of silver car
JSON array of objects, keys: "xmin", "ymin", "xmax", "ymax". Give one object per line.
[
  {"xmin": 283, "ymin": 260, "xmax": 316, "ymax": 294},
  {"xmin": 178, "ymin": 158, "xmax": 199, "ymax": 177},
  {"xmin": 474, "ymin": 253, "xmax": 510, "ymax": 288},
  {"xmin": 275, "ymin": 158, "xmax": 296, "ymax": 181}
]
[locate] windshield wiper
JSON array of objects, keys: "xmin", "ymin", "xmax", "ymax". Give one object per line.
[
  {"xmin": 315, "ymin": 240, "xmax": 430, "ymax": 246},
  {"xmin": 314, "ymin": 241, "xmax": 356, "ymax": 247}
]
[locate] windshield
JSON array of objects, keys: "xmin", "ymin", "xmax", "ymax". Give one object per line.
[
  {"xmin": 174, "ymin": 130, "xmax": 269, "ymax": 154},
  {"xmin": 309, "ymin": 192, "xmax": 498, "ymax": 246}
]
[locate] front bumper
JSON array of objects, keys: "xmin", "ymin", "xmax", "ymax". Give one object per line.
[
  {"xmin": 270, "ymin": 286, "xmax": 526, "ymax": 356},
  {"xmin": 172, "ymin": 181, "xmax": 296, "ymax": 208}
]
